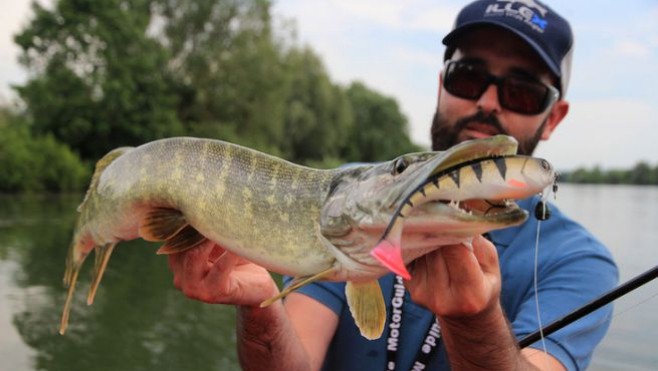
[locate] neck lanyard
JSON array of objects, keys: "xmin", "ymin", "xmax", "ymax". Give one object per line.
[{"xmin": 385, "ymin": 275, "xmax": 441, "ymax": 371}]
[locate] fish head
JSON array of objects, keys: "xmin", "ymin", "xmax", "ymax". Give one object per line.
[{"xmin": 319, "ymin": 135, "xmax": 557, "ymax": 279}]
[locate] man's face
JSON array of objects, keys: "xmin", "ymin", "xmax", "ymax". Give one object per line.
[{"xmin": 431, "ymin": 27, "xmax": 567, "ymax": 154}]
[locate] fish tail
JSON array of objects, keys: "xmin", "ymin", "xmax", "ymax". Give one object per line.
[{"xmin": 61, "ymin": 147, "xmax": 131, "ymax": 334}]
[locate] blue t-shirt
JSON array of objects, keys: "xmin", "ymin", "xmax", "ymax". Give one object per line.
[{"xmin": 284, "ymin": 197, "xmax": 618, "ymax": 371}]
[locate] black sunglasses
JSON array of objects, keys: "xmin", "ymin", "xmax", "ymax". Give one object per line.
[{"xmin": 442, "ymin": 60, "xmax": 560, "ymax": 115}]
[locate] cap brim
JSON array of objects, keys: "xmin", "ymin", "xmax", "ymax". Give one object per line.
[{"xmin": 442, "ymin": 21, "xmax": 561, "ymax": 79}]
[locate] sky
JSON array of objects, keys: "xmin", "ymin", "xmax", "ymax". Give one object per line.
[{"xmin": 2, "ymin": 1, "xmax": 658, "ymax": 171}]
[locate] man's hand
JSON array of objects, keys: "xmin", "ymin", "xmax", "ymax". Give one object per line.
[
  {"xmin": 405, "ymin": 234, "xmax": 501, "ymax": 317},
  {"xmin": 405, "ymin": 235, "xmax": 565, "ymax": 370},
  {"xmin": 167, "ymin": 241, "xmax": 327, "ymax": 370},
  {"xmin": 168, "ymin": 240, "xmax": 279, "ymax": 307}
]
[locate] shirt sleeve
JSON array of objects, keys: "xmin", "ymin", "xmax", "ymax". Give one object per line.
[{"xmin": 282, "ymin": 276, "xmax": 347, "ymax": 316}]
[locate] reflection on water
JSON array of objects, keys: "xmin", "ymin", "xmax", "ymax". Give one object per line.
[
  {"xmin": 0, "ymin": 195, "xmax": 239, "ymax": 371},
  {"xmin": 0, "ymin": 185, "xmax": 657, "ymax": 370}
]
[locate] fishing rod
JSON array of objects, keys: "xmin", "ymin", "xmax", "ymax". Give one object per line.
[{"xmin": 519, "ymin": 264, "xmax": 658, "ymax": 348}]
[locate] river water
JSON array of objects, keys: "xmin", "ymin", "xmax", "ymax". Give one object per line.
[{"xmin": 0, "ymin": 184, "xmax": 656, "ymax": 370}]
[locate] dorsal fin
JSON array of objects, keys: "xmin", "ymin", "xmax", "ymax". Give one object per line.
[
  {"xmin": 139, "ymin": 208, "xmax": 188, "ymax": 242},
  {"xmin": 78, "ymin": 147, "xmax": 133, "ymax": 212},
  {"xmin": 156, "ymin": 225, "xmax": 207, "ymax": 255}
]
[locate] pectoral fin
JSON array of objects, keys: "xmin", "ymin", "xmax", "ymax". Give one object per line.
[
  {"xmin": 139, "ymin": 208, "xmax": 188, "ymax": 242},
  {"xmin": 345, "ymin": 280, "xmax": 386, "ymax": 340},
  {"xmin": 156, "ymin": 225, "xmax": 207, "ymax": 255},
  {"xmin": 259, "ymin": 267, "xmax": 335, "ymax": 307}
]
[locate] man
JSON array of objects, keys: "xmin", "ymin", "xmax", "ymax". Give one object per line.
[{"xmin": 168, "ymin": 1, "xmax": 618, "ymax": 370}]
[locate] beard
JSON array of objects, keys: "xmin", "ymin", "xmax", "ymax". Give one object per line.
[{"xmin": 430, "ymin": 110, "xmax": 546, "ymax": 155}]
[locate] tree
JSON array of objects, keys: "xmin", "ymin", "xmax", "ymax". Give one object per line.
[
  {"xmin": 342, "ymin": 82, "xmax": 422, "ymax": 162},
  {"xmin": 154, "ymin": 0, "xmax": 290, "ymax": 155},
  {"xmin": 14, "ymin": 0, "xmax": 182, "ymax": 160},
  {"xmin": 13, "ymin": 0, "xmax": 421, "ymax": 168},
  {"xmin": 629, "ymin": 162, "xmax": 652, "ymax": 185},
  {"xmin": 0, "ymin": 106, "xmax": 88, "ymax": 192},
  {"xmin": 281, "ymin": 47, "xmax": 353, "ymax": 162}
]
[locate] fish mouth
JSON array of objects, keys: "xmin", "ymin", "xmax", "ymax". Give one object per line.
[
  {"xmin": 403, "ymin": 198, "xmax": 528, "ymax": 234},
  {"xmin": 321, "ymin": 135, "xmax": 554, "ymax": 244},
  {"xmin": 379, "ymin": 150, "xmax": 556, "ymax": 239},
  {"xmin": 320, "ymin": 136, "xmax": 556, "ymax": 280},
  {"xmin": 438, "ymin": 198, "xmax": 518, "ymax": 218}
]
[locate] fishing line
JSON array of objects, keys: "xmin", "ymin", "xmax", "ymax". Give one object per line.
[
  {"xmin": 610, "ymin": 290, "xmax": 658, "ymax": 319},
  {"xmin": 520, "ymin": 264, "xmax": 658, "ymax": 348},
  {"xmin": 525, "ymin": 282, "xmax": 658, "ymax": 354},
  {"xmin": 533, "ymin": 198, "xmax": 549, "ymax": 363},
  {"xmin": 520, "ymin": 288, "xmax": 658, "ymax": 371}
]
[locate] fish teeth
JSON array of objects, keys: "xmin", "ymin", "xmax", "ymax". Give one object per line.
[{"xmin": 448, "ymin": 200, "xmax": 469, "ymax": 214}]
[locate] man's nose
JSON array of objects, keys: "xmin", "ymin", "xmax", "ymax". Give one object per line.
[{"xmin": 476, "ymin": 84, "xmax": 501, "ymax": 115}]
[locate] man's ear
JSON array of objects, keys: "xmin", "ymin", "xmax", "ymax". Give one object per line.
[{"xmin": 541, "ymin": 100, "xmax": 569, "ymax": 140}]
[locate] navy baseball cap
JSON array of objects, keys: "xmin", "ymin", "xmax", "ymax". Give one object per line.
[{"xmin": 443, "ymin": 0, "xmax": 573, "ymax": 96}]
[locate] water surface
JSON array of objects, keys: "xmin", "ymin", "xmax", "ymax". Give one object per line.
[{"xmin": 0, "ymin": 195, "xmax": 239, "ymax": 371}]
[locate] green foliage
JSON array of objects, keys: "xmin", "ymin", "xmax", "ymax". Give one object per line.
[
  {"xmin": 15, "ymin": 0, "xmax": 183, "ymax": 160},
  {"xmin": 9, "ymin": 0, "xmax": 423, "ymax": 193},
  {"xmin": 281, "ymin": 47, "xmax": 353, "ymax": 162},
  {"xmin": 0, "ymin": 109, "xmax": 89, "ymax": 193},
  {"xmin": 342, "ymin": 82, "xmax": 422, "ymax": 162},
  {"xmin": 157, "ymin": 0, "xmax": 289, "ymax": 152},
  {"xmin": 561, "ymin": 162, "xmax": 658, "ymax": 186},
  {"xmin": 628, "ymin": 162, "xmax": 654, "ymax": 185}
]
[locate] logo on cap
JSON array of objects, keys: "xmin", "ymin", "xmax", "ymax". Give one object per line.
[
  {"xmin": 484, "ymin": 0, "xmax": 549, "ymax": 32},
  {"xmin": 498, "ymin": 0, "xmax": 547, "ymax": 16}
]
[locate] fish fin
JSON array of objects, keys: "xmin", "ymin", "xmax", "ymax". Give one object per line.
[
  {"xmin": 156, "ymin": 225, "xmax": 207, "ymax": 255},
  {"xmin": 345, "ymin": 280, "xmax": 386, "ymax": 340},
  {"xmin": 60, "ymin": 251, "xmax": 89, "ymax": 335},
  {"xmin": 462, "ymin": 236, "xmax": 474, "ymax": 251},
  {"xmin": 139, "ymin": 208, "xmax": 188, "ymax": 242},
  {"xmin": 87, "ymin": 243, "xmax": 116, "ymax": 305},
  {"xmin": 259, "ymin": 267, "xmax": 336, "ymax": 308},
  {"xmin": 208, "ymin": 245, "xmax": 227, "ymax": 263},
  {"xmin": 78, "ymin": 147, "xmax": 132, "ymax": 212}
]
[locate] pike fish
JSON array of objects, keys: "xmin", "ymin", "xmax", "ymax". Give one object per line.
[{"xmin": 60, "ymin": 135, "xmax": 556, "ymax": 339}]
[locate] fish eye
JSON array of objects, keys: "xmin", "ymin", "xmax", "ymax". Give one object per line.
[
  {"xmin": 540, "ymin": 159, "xmax": 551, "ymax": 171},
  {"xmin": 393, "ymin": 158, "xmax": 408, "ymax": 175}
]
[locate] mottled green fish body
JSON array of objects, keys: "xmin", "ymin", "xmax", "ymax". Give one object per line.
[
  {"xmin": 82, "ymin": 138, "xmax": 339, "ymax": 276},
  {"xmin": 60, "ymin": 135, "xmax": 557, "ymax": 339}
]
